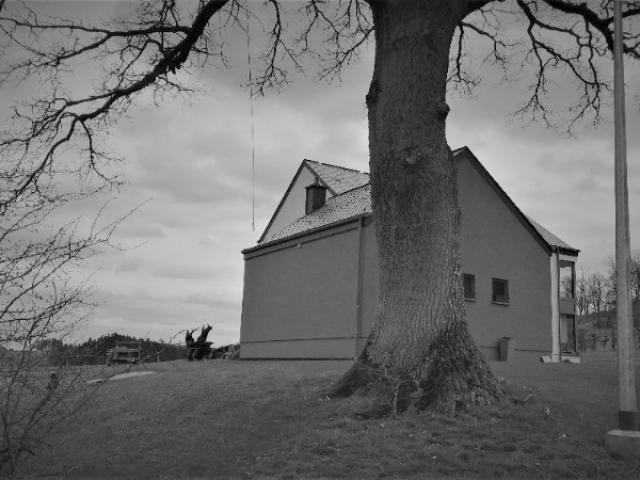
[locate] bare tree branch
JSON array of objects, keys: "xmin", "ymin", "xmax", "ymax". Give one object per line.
[
  {"xmin": 0, "ymin": 0, "xmax": 230, "ymax": 210},
  {"xmin": 0, "ymin": 0, "xmax": 377, "ymax": 209},
  {"xmin": 451, "ymin": 0, "xmax": 640, "ymax": 131}
]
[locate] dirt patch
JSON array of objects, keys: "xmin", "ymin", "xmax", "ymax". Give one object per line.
[{"xmin": 87, "ymin": 370, "xmax": 156, "ymax": 384}]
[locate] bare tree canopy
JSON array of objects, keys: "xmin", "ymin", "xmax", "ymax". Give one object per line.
[
  {"xmin": 3, "ymin": 0, "xmax": 640, "ymax": 415},
  {"xmin": 2, "ymin": 1, "xmax": 640, "ymax": 210}
]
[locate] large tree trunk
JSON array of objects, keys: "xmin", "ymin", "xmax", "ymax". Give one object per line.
[{"xmin": 331, "ymin": 0, "xmax": 501, "ymax": 413}]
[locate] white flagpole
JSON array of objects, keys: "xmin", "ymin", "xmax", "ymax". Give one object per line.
[{"xmin": 613, "ymin": 0, "xmax": 638, "ymax": 431}]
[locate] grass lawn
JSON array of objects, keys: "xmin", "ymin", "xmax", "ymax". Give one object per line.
[{"xmin": 15, "ymin": 352, "xmax": 640, "ymax": 479}]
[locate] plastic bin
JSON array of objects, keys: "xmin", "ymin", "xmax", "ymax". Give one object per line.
[{"xmin": 498, "ymin": 337, "xmax": 516, "ymax": 361}]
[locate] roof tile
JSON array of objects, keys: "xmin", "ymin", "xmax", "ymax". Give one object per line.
[
  {"xmin": 263, "ymin": 185, "xmax": 371, "ymax": 242},
  {"xmin": 304, "ymin": 160, "xmax": 370, "ymax": 195},
  {"xmin": 526, "ymin": 217, "xmax": 576, "ymax": 252}
]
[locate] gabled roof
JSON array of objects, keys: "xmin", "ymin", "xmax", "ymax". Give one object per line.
[
  {"xmin": 255, "ymin": 147, "xmax": 579, "ymax": 255},
  {"xmin": 257, "ymin": 159, "xmax": 369, "ymax": 243},
  {"xmin": 526, "ymin": 217, "xmax": 576, "ymax": 253},
  {"xmin": 304, "ymin": 160, "xmax": 370, "ymax": 195},
  {"xmin": 264, "ymin": 184, "xmax": 371, "ymax": 243}
]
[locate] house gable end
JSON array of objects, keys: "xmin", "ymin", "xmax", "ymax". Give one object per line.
[
  {"xmin": 258, "ymin": 160, "xmax": 332, "ymax": 243},
  {"xmin": 455, "ymin": 147, "xmax": 558, "ymax": 256}
]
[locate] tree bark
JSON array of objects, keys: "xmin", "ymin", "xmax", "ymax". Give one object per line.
[{"xmin": 331, "ymin": 0, "xmax": 501, "ymax": 413}]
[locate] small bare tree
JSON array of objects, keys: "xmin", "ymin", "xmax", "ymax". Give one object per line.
[
  {"xmin": 0, "ymin": 194, "xmax": 126, "ymax": 474},
  {"xmin": 605, "ymin": 250, "xmax": 640, "ymax": 312},
  {"xmin": 576, "ymin": 272, "xmax": 589, "ymax": 316},
  {"xmin": 587, "ymin": 272, "xmax": 608, "ymax": 314}
]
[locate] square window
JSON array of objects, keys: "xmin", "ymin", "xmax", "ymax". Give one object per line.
[
  {"xmin": 492, "ymin": 278, "xmax": 509, "ymax": 304},
  {"xmin": 463, "ymin": 274, "xmax": 475, "ymax": 300}
]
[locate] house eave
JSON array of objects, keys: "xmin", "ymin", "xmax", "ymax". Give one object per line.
[
  {"xmin": 556, "ymin": 246, "xmax": 580, "ymax": 257},
  {"xmin": 242, "ymin": 212, "xmax": 371, "ymax": 255}
]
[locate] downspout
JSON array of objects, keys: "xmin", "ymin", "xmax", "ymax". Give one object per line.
[{"xmin": 354, "ymin": 215, "xmax": 366, "ymax": 358}]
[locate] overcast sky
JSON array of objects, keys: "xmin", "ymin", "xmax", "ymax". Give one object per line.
[{"xmin": 5, "ymin": 2, "xmax": 640, "ymax": 347}]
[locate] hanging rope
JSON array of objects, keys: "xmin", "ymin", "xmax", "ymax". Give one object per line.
[{"xmin": 245, "ymin": 0, "xmax": 256, "ymax": 231}]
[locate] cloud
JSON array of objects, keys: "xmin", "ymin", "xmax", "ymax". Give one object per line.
[
  {"xmin": 109, "ymin": 250, "xmax": 232, "ymax": 281},
  {"xmin": 152, "ymin": 263, "xmax": 217, "ymax": 280},
  {"xmin": 114, "ymin": 255, "xmax": 145, "ymax": 273},
  {"xmin": 85, "ymin": 287, "xmax": 241, "ymax": 345},
  {"xmin": 184, "ymin": 292, "xmax": 238, "ymax": 310},
  {"xmin": 117, "ymin": 221, "xmax": 166, "ymax": 240}
]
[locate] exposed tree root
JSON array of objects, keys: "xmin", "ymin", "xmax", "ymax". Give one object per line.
[
  {"xmin": 326, "ymin": 347, "xmax": 380, "ymax": 398},
  {"xmin": 327, "ymin": 322, "xmax": 503, "ymax": 416},
  {"xmin": 414, "ymin": 322, "xmax": 503, "ymax": 414}
]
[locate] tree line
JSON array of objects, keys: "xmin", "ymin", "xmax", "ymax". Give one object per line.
[
  {"xmin": 35, "ymin": 332, "xmax": 187, "ymax": 366},
  {"xmin": 576, "ymin": 250, "xmax": 640, "ymax": 317}
]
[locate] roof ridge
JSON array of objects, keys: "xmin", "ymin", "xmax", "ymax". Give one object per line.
[
  {"xmin": 304, "ymin": 159, "xmax": 368, "ymax": 175},
  {"xmin": 302, "ymin": 160, "xmax": 337, "ymax": 196},
  {"xmin": 318, "ymin": 151, "xmax": 473, "ymax": 200},
  {"xmin": 325, "ymin": 182, "xmax": 370, "ymax": 199},
  {"xmin": 305, "ymin": 152, "xmax": 469, "ymax": 175}
]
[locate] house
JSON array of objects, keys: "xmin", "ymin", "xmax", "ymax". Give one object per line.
[{"xmin": 240, "ymin": 147, "xmax": 579, "ymax": 362}]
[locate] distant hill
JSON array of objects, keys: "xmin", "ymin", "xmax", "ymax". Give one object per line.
[
  {"xmin": 577, "ymin": 301, "xmax": 640, "ymax": 351},
  {"xmin": 578, "ymin": 300, "xmax": 640, "ymax": 329}
]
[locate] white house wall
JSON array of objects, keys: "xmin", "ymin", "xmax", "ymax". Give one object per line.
[
  {"xmin": 457, "ymin": 156, "xmax": 552, "ymax": 359},
  {"xmin": 241, "ymin": 223, "xmax": 361, "ymax": 358},
  {"xmin": 262, "ymin": 166, "xmax": 328, "ymax": 242}
]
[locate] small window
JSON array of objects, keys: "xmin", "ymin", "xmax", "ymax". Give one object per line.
[
  {"xmin": 492, "ymin": 278, "xmax": 510, "ymax": 304},
  {"xmin": 463, "ymin": 274, "xmax": 475, "ymax": 300}
]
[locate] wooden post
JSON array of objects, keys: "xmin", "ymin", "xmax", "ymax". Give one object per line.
[{"xmin": 613, "ymin": 0, "xmax": 638, "ymax": 431}]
